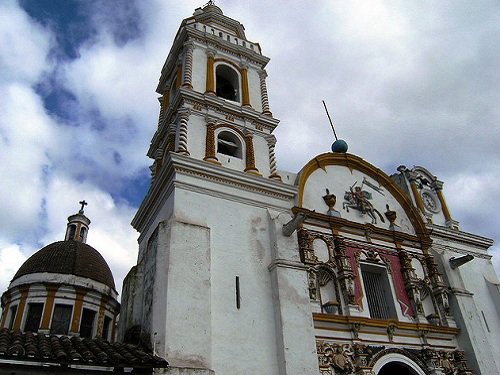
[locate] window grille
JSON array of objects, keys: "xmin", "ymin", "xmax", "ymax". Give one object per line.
[
  {"xmin": 361, "ymin": 267, "xmax": 396, "ymax": 320},
  {"xmin": 51, "ymin": 304, "xmax": 73, "ymax": 334},
  {"xmin": 24, "ymin": 303, "xmax": 44, "ymax": 332}
]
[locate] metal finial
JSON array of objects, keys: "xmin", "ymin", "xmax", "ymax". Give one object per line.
[
  {"xmin": 323, "ymin": 100, "xmax": 348, "ymax": 153},
  {"xmin": 322, "ymin": 100, "xmax": 338, "ymax": 141},
  {"xmin": 79, "ymin": 200, "xmax": 88, "ymax": 214}
]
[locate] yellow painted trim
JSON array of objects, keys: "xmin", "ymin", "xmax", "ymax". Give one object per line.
[
  {"xmin": 40, "ymin": 285, "xmax": 59, "ymax": 330},
  {"xmin": 0, "ymin": 301, "xmax": 9, "ymax": 328},
  {"xmin": 297, "ymin": 153, "xmax": 429, "ymax": 239},
  {"xmin": 70, "ymin": 289, "xmax": 86, "ymax": 333},
  {"xmin": 95, "ymin": 295, "xmax": 108, "ymax": 338},
  {"xmin": 241, "ymin": 68, "xmax": 251, "ymax": 107},
  {"xmin": 312, "ymin": 313, "xmax": 460, "ymax": 334},
  {"xmin": 13, "ymin": 286, "xmax": 29, "ymax": 330},
  {"xmin": 410, "ymin": 181, "xmax": 425, "ymax": 213},
  {"xmin": 75, "ymin": 223, "xmax": 82, "ymax": 241},
  {"xmin": 436, "ymin": 190, "xmax": 452, "ymax": 221},
  {"xmin": 206, "ymin": 55, "xmax": 215, "ymax": 94}
]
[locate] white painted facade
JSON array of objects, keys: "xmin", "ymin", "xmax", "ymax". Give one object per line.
[{"xmin": 120, "ymin": 4, "xmax": 500, "ymax": 375}]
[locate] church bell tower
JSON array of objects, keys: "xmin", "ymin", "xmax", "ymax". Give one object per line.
[
  {"xmin": 147, "ymin": 2, "xmax": 281, "ymax": 181},
  {"xmin": 120, "ymin": 4, "xmax": 318, "ymax": 375}
]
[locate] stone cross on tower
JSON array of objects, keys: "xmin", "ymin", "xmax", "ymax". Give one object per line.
[{"xmin": 79, "ymin": 200, "xmax": 87, "ymax": 214}]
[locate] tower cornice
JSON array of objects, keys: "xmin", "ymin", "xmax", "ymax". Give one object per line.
[
  {"xmin": 147, "ymin": 88, "xmax": 279, "ymax": 159},
  {"xmin": 132, "ymin": 153, "xmax": 297, "ymax": 236},
  {"xmin": 157, "ymin": 26, "xmax": 268, "ymax": 93}
]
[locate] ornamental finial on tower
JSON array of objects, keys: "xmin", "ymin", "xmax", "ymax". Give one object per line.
[{"xmin": 79, "ymin": 200, "xmax": 88, "ymax": 214}]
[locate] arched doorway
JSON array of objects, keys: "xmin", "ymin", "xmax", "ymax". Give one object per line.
[
  {"xmin": 372, "ymin": 352, "xmax": 427, "ymax": 375},
  {"xmin": 378, "ymin": 361, "xmax": 419, "ymax": 375}
]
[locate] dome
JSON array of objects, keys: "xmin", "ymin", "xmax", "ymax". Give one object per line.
[
  {"xmin": 202, "ymin": 4, "xmax": 223, "ymax": 14},
  {"xmin": 12, "ymin": 240, "xmax": 116, "ymax": 290}
]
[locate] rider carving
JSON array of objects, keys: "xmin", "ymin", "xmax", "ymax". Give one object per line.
[{"xmin": 343, "ymin": 181, "xmax": 385, "ymax": 224}]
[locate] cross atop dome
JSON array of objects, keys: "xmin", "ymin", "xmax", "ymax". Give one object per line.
[{"xmin": 79, "ymin": 200, "xmax": 88, "ymax": 214}]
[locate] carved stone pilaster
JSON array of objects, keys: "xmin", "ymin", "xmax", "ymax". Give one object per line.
[
  {"xmin": 333, "ymin": 237, "xmax": 356, "ymax": 306},
  {"xmin": 176, "ymin": 109, "xmax": 190, "ymax": 155},
  {"xmin": 205, "ymin": 49, "xmax": 216, "ymax": 95},
  {"xmin": 399, "ymin": 250, "xmax": 425, "ymax": 320},
  {"xmin": 259, "ymin": 70, "xmax": 272, "ymax": 116},
  {"xmin": 166, "ymin": 123, "xmax": 176, "ymax": 152},
  {"xmin": 425, "ymin": 255, "xmax": 453, "ymax": 325},
  {"xmin": 243, "ymin": 131, "xmax": 260, "ymax": 175},
  {"xmin": 182, "ymin": 42, "xmax": 194, "ymax": 89},
  {"xmin": 298, "ymin": 228, "xmax": 318, "ymax": 265},
  {"xmin": 265, "ymin": 135, "xmax": 281, "ymax": 180},
  {"xmin": 240, "ymin": 64, "xmax": 251, "ymax": 107},
  {"xmin": 203, "ymin": 119, "xmax": 220, "ymax": 164}
]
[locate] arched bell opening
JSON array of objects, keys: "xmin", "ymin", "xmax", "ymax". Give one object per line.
[
  {"xmin": 217, "ymin": 130, "xmax": 243, "ymax": 158},
  {"xmin": 215, "ymin": 64, "xmax": 240, "ymax": 102}
]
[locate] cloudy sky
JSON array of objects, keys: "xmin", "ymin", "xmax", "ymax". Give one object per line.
[{"xmin": 1, "ymin": 0, "xmax": 499, "ymax": 297}]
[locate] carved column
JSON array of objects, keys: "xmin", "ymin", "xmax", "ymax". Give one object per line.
[
  {"xmin": 182, "ymin": 42, "xmax": 194, "ymax": 89},
  {"xmin": 154, "ymin": 148, "xmax": 164, "ymax": 175},
  {"xmin": 203, "ymin": 120, "xmax": 220, "ymax": 164},
  {"xmin": 166, "ymin": 123, "xmax": 176, "ymax": 152},
  {"xmin": 425, "ymin": 255, "xmax": 452, "ymax": 325},
  {"xmin": 398, "ymin": 250, "xmax": 426, "ymax": 322},
  {"xmin": 243, "ymin": 132, "xmax": 260, "ymax": 175},
  {"xmin": 176, "ymin": 109, "xmax": 190, "ymax": 155},
  {"xmin": 333, "ymin": 237, "xmax": 356, "ymax": 311},
  {"xmin": 259, "ymin": 70, "xmax": 272, "ymax": 116},
  {"xmin": 175, "ymin": 61, "xmax": 182, "ymax": 89},
  {"xmin": 266, "ymin": 135, "xmax": 281, "ymax": 180},
  {"xmin": 205, "ymin": 49, "xmax": 216, "ymax": 95},
  {"xmin": 240, "ymin": 64, "xmax": 251, "ymax": 107}
]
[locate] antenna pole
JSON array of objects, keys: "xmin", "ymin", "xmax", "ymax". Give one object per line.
[{"xmin": 322, "ymin": 100, "xmax": 338, "ymax": 141}]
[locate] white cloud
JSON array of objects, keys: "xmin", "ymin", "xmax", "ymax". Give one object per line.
[
  {"xmin": 0, "ymin": 244, "xmax": 29, "ymax": 295},
  {"xmin": 0, "ymin": 1, "xmax": 53, "ymax": 84}
]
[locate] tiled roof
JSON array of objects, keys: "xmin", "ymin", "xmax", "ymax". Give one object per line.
[
  {"xmin": 0, "ymin": 328, "xmax": 168, "ymax": 370},
  {"xmin": 12, "ymin": 241, "xmax": 116, "ymax": 290}
]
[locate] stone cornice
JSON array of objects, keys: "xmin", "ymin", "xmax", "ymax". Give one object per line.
[
  {"xmin": 157, "ymin": 26, "xmax": 269, "ymax": 93},
  {"xmin": 148, "ymin": 88, "xmax": 280, "ymax": 158},
  {"xmin": 132, "ymin": 153, "xmax": 297, "ymax": 235},
  {"xmin": 427, "ymin": 224, "xmax": 494, "ymax": 249},
  {"xmin": 313, "ymin": 314, "xmax": 460, "ymax": 336}
]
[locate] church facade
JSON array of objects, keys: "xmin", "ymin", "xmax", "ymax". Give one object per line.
[{"xmin": 119, "ymin": 4, "xmax": 500, "ymax": 375}]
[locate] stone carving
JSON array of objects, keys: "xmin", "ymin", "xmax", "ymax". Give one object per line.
[
  {"xmin": 323, "ymin": 189, "xmax": 341, "ymax": 217},
  {"xmin": 351, "ymin": 322, "xmax": 361, "ymax": 340},
  {"xmin": 317, "ymin": 342, "xmax": 354, "ymax": 374},
  {"xmin": 308, "ymin": 269, "xmax": 318, "ymax": 300},
  {"xmin": 333, "ymin": 237, "xmax": 356, "ymax": 306},
  {"xmin": 343, "ymin": 182, "xmax": 385, "ymax": 224},
  {"xmin": 387, "ymin": 324, "xmax": 396, "ymax": 342},
  {"xmin": 384, "ymin": 204, "xmax": 401, "ymax": 231}
]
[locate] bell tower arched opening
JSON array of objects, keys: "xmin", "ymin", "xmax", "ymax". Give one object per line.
[
  {"xmin": 215, "ymin": 64, "xmax": 240, "ymax": 102},
  {"xmin": 217, "ymin": 130, "xmax": 243, "ymax": 158}
]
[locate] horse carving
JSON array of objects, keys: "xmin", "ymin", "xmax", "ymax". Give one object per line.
[{"xmin": 343, "ymin": 186, "xmax": 385, "ymax": 224}]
